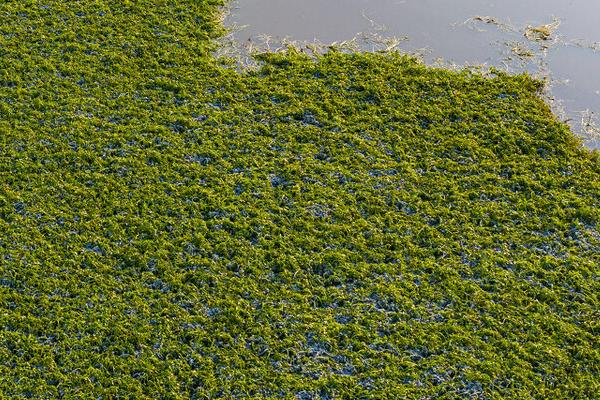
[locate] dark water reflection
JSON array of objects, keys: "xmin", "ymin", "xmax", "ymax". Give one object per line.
[{"xmin": 225, "ymin": 0, "xmax": 600, "ymax": 148}]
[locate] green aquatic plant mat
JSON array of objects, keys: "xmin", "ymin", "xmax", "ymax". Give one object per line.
[{"xmin": 0, "ymin": 1, "xmax": 599, "ymax": 399}]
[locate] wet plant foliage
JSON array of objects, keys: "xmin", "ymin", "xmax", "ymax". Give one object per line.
[{"xmin": 0, "ymin": 1, "xmax": 599, "ymax": 399}]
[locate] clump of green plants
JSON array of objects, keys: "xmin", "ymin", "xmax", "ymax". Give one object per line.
[
  {"xmin": 524, "ymin": 18, "xmax": 561, "ymax": 42},
  {"xmin": 0, "ymin": 1, "xmax": 598, "ymax": 399}
]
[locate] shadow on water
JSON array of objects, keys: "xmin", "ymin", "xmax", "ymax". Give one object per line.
[{"xmin": 223, "ymin": 0, "xmax": 600, "ymax": 148}]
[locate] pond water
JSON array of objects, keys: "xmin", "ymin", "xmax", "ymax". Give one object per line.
[{"xmin": 224, "ymin": 0, "xmax": 600, "ymax": 148}]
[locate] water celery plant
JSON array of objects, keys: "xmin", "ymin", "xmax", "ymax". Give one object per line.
[{"xmin": 0, "ymin": 1, "xmax": 598, "ymax": 399}]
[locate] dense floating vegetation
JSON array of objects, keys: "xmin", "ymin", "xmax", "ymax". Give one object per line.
[{"xmin": 0, "ymin": 1, "xmax": 599, "ymax": 398}]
